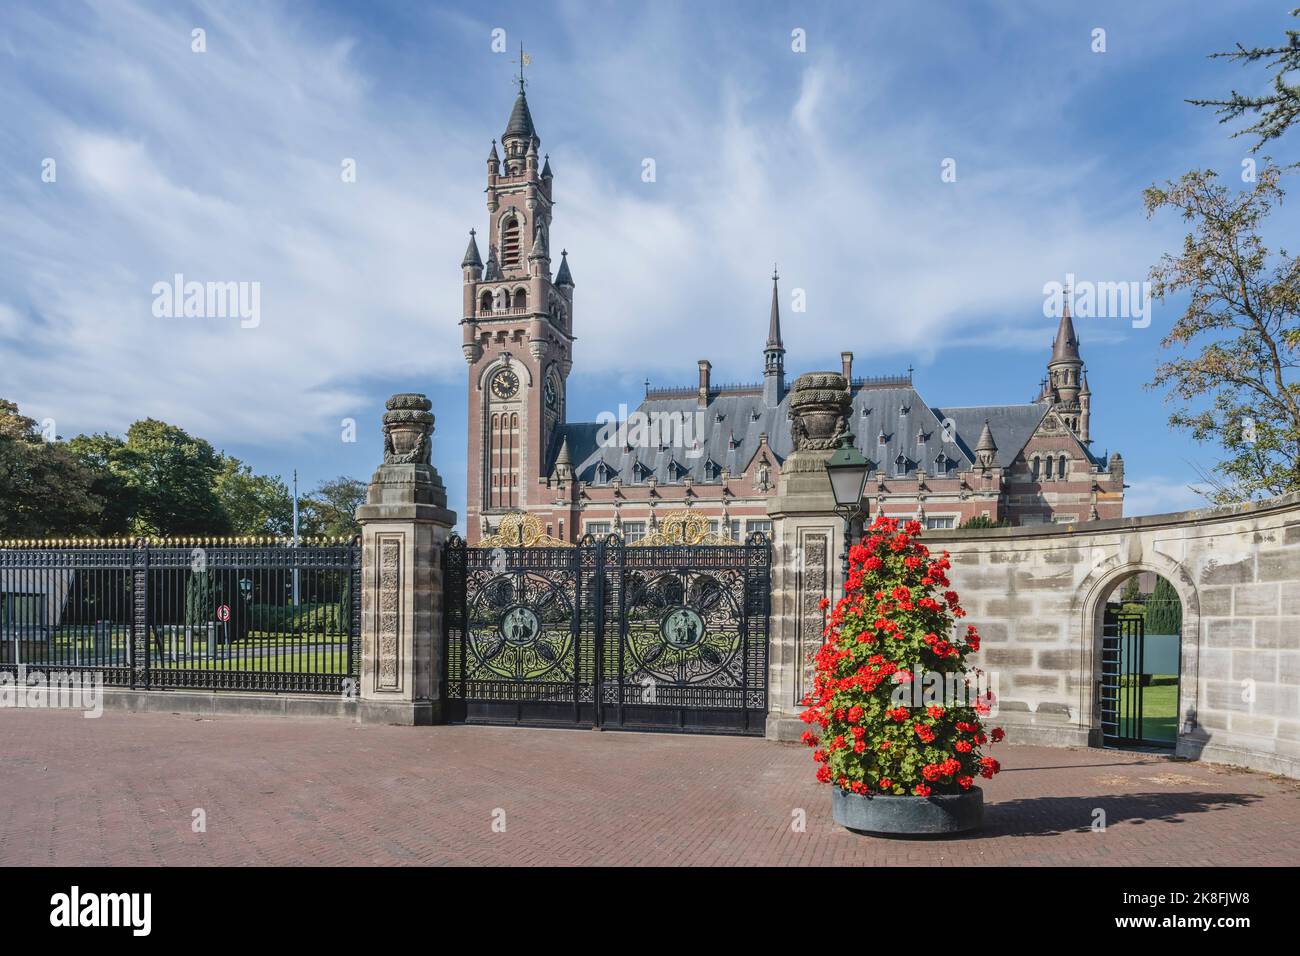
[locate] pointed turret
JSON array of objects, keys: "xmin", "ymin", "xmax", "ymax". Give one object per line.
[
  {"xmin": 1050, "ymin": 300, "xmax": 1081, "ymax": 365},
  {"xmin": 763, "ymin": 265, "xmax": 786, "ymax": 407},
  {"xmin": 553, "ymin": 436, "xmax": 573, "ymax": 481},
  {"xmin": 461, "ymin": 229, "xmax": 483, "ymax": 269},
  {"xmin": 1047, "ymin": 294, "xmax": 1084, "ymax": 405},
  {"xmin": 555, "ymin": 249, "xmax": 573, "ymax": 287},
  {"xmin": 541, "ymin": 153, "xmax": 553, "ymax": 179},
  {"xmin": 503, "ymin": 88, "xmax": 537, "ymax": 145},
  {"xmin": 483, "ymin": 246, "xmax": 502, "ymax": 282},
  {"xmin": 974, "ymin": 419, "xmax": 997, "ymax": 471}
]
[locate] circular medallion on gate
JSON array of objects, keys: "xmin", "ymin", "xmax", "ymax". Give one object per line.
[
  {"xmin": 499, "ymin": 605, "xmax": 541, "ymax": 646},
  {"xmin": 659, "ymin": 606, "xmax": 705, "ymax": 650}
]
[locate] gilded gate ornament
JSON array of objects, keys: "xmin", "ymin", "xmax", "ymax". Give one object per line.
[
  {"xmin": 480, "ymin": 511, "xmax": 572, "ymax": 547},
  {"xmin": 632, "ymin": 509, "xmax": 735, "ymax": 546}
]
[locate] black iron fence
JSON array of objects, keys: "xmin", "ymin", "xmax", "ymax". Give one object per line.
[{"xmin": 0, "ymin": 539, "xmax": 360, "ymax": 694}]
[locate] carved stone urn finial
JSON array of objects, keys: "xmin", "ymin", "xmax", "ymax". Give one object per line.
[
  {"xmin": 382, "ymin": 393, "xmax": 434, "ymax": 465},
  {"xmin": 788, "ymin": 372, "xmax": 851, "ymax": 451}
]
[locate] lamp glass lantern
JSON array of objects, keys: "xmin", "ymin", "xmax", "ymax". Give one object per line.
[
  {"xmin": 825, "ymin": 433, "xmax": 870, "ymax": 513},
  {"xmin": 824, "ymin": 432, "xmax": 870, "ymax": 586}
]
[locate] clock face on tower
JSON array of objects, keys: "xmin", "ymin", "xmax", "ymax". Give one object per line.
[
  {"xmin": 544, "ymin": 374, "xmax": 558, "ymax": 409},
  {"xmin": 491, "ymin": 368, "xmax": 520, "ymax": 400}
]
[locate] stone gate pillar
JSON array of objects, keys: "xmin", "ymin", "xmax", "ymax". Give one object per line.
[
  {"xmin": 766, "ymin": 372, "xmax": 853, "ymax": 742},
  {"xmin": 354, "ymin": 393, "xmax": 457, "ymax": 725}
]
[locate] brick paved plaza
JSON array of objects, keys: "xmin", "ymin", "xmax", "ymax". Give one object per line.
[{"xmin": 1, "ymin": 709, "xmax": 1297, "ymax": 866}]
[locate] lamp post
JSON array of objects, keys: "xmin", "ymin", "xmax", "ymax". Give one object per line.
[{"xmin": 824, "ymin": 432, "xmax": 870, "ymax": 586}]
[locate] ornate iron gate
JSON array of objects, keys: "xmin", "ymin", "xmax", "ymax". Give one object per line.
[
  {"xmin": 443, "ymin": 514, "xmax": 770, "ymax": 735},
  {"xmin": 1099, "ymin": 612, "xmax": 1145, "ymax": 745}
]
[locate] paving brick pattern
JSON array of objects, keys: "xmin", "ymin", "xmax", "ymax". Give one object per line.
[{"xmin": 1, "ymin": 710, "xmax": 1298, "ymax": 866}]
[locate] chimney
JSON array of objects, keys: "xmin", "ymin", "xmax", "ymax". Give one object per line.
[
  {"xmin": 841, "ymin": 351, "xmax": 853, "ymax": 382},
  {"xmin": 698, "ymin": 359, "xmax": 711, "ymax": 407}
]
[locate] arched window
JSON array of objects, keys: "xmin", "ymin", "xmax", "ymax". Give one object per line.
[
  {"xmin": 479, "ymin": 290, "xmax": 493, "ymax": 313},
  {"xmin": 1058, "ymin": 455, "xmax": 1068, "ymax": 479},
  {"xmin": 935, "ymin": 453, "xmax": 948, "ymax": 473},
  {"xmin": 1031, "ymin": 456, "xmax": 1040, "ymax": 481},
  {"xmin": 1044, "ymin": 457, "xmax": 1054, "ymax": 480},
  {"xmin": 501, "ymin": 215, "xmax": 522, "ymax": 271},
  {"xmin": 595, "ymin": 461, "xmax": 609, "ymax": 485},
  {"xmin": 512, "ymin": 288, "xmax": 527, "ymax": 311}
]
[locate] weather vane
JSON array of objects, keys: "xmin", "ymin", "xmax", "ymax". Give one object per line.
[{"xmin": 513, "ymin": 43, "xmax": 532, "ymax": 92}]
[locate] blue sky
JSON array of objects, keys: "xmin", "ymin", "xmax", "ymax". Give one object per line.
[{"xmin": 2, "ymin": 0, "xmax": 1297, "ymax": 521}]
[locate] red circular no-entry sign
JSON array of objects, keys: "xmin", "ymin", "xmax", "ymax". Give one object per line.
[{"xmin": 216, "ymin": 604, "xmax": 231, "ymax": 622}]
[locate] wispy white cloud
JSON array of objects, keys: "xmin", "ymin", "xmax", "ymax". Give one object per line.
[
  {"xmin": 1123, "ymin": 476, "xmax": 1212, "ymax": 517},
  {"xmin": 0, "ymin": 0, "xmax": 1281, "ymax": 503}
]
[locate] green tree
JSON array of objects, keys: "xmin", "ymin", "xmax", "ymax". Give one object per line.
[
  {"xmin": 66, "ymin": 432, "xmax": 135, "ymax": 535},
  {"xmin": 113, "ymin": 419, "xmax": 229, "ymax": 535},
  {"xmin": 1144, "ymin": 164, "xmax": 1300, "ymax": 503},
  {"xmin": 214, "ymin": 456, "xmax": 292, "ymax": 536},
  {"xmin": 1189, "ymin": 8, "xmax": 1300, "ymax": 151},
  {"xmin": 0, "ymin": 399, "xmax": 104, "ymax": 538},
  {"xmin": 184, "ymin": 570, "xmax": 216, "ymax": 626},
  {"xmin": 1145, "ymin": 577, "xmax": 1184, "ymax": 635},
  {"xmin": 300, "ymin": 476, "xmax": 366, "ymax": 538},
  {"xmin": 958, "ymin": 515, "xmax": 1010, "ymax": 529}
]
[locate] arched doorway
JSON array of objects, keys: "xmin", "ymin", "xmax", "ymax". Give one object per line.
[{"xmin": 1096, "ymin": 571, "xmax": 1183, "ymax": 749}]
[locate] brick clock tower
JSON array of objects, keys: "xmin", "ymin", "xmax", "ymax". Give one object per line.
[{"xmin": 461, "ymin": 70, "xmax": 575, "ymax": 543}]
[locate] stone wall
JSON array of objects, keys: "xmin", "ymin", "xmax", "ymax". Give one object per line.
[{"xmin": 919, "ymin": 491, "xmax": 1300, "ymax": 778}]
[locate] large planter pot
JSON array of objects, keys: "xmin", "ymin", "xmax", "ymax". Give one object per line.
[{"xmin": 832, "ymin": 786, "xmax": 984, "ymax": 836}]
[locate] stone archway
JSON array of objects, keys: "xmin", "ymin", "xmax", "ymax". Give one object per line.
[{"xmin": 1076, "ymin": 556, "xmax": 1200, "ymax": 752}]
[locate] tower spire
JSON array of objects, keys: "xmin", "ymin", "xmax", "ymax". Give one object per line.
[
  {"xmin": 1046, "ymin": 275, "xmax": 1085, "ymax": 427},
  {"xmin": 767, "ymin": 265, "xmax": 783, "ymax": 349},
  {"xmin": 763, "ymin": 265, "xmax": 786, "ymax": 407}
]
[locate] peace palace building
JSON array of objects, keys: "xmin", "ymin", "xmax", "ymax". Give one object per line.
[{"xmin": 460, "ymin": 83, "xmax": 1125, "ymax": 545}]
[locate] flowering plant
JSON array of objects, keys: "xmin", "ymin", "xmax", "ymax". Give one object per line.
[{"xmin": 800, "ymin": 515, "xmax": 1004, "ymax": 796}]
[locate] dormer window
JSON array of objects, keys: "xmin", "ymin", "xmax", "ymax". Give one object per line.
[
  {"xmin": 703, "ymin": 459, "xmax": 720, "ymax": 481},
  {"xmin": 894, "ymin": 454, "xmax": 907, "ymax": 477},
  {"xmin": 935, "ymin": 453, "xmax": 948, "ymax": 472},
  {"xmin": 595, "ymin": 461, "xmax": 610, "ymax": 485},
  {"xmin": 916, "ymin": 429, "xmax": 928, "ymax": 446},
  {"xmin": 878, "ymin": 430, "xmax": 887, "ymax": 446}
]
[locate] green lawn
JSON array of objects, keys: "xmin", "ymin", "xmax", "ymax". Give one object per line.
[
  {"xmin": 151, "ymin": 649, "xmax": 350, "ymax": 674},
  {"xmin": 18, "ymin": 627, "xmax": 351, "ymax": 675},
  {"xmin": 1140, "ymin": 675, "xmax": 1178, "ymax": 743}
]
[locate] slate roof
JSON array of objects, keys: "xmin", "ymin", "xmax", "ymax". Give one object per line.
[
  {"xmin": 504, "ymin": 90, "xmax": 537, "ymax": 142},
  {"xmin": 550, "ymin": 381, "xmax": 1066, "ymax": 485}
]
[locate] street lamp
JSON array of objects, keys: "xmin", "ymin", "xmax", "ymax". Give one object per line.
[{"xmin": 824, "ymin": 432, "xmax": 870, "ymax": 585}]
